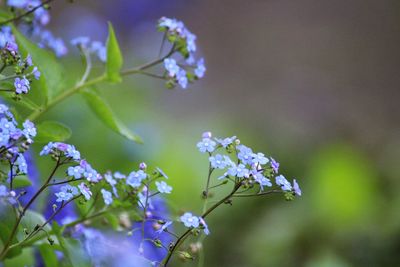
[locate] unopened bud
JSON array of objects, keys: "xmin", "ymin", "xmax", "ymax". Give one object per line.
[
  {"xmin": 139, "ymin": 162, "xmax": 147, "ymax": 170},
  {"xmin": 202, "ymin": 131, "xmax": 212, "ymax": 139}
]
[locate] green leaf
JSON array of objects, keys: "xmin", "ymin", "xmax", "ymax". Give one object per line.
[
  {"xmin": 20, "ymin": 210, "xmax": 51, "ymax": 234},
  {"xmin": 12, "ymin": 26, "xmax": 64, "ymax": 103},
  {"xmin": 4, "ymin": 248, "xmax": 34, "ymax": 267},
  {"xmin": 0, "ymin": 203, "xmax": 22, "ymax": 258},
  {"xmin": 53, "ymin": 223, "xmax": 90, "ymax": 267},
  {"xmin": 81, "ymin": 89, "xmax": 142, "ymax": 143},
  {"xmin": 105, "ymin": 22, "xmax": 123, "ymax": 83},
  {"xmin": 35, "ymin": 121, "xmax": 72, "ymax": 143},
  {"xmin": 12, "ymin": 176, "xmax": 32, "ymax": 189},
  {"xmin": 38, "ymin": 244, "xmax": 58, "ymax": 267}
]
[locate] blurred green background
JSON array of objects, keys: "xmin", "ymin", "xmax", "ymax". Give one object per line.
[{"xmin": 33, "ymin": 0, "xmax": 400, "ymax": 266}]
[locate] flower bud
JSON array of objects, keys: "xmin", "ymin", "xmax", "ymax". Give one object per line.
[
  {"xmin": 139, "ymin": 162, "xmax": 147, "ymax": 170},
  {"xmin": 202, "ymin": 131, "xmax": 212, "ymax": 139}
]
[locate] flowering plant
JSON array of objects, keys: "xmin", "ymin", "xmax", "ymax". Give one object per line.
[{"xmin": 0, "ymin": 1, "xmax": 301, "ymax": 266}]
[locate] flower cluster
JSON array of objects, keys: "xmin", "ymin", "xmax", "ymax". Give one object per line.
[
  {"xmin": 197, "ymin": 132, "xmax": 302, "ymax": 197},
  {"xmin": 0, "ymin": 27, "xmax": 41, "ymax": 94},
  {"xmin": 158, "ymin": 17, "xmax": 206, "ymax": 89},
  {"xmin": 7, "ymin": 0, "xmax": 50, "ymax": 26},
  {"xmin": 0, "ymin": 104, "xmax": 36, "ymax": 175},
  {"xmin": 5, "ymin": 0, "xmax": 68, "ymax": 57},
  {"xmin": 71, "ymin": 37, "xmax": 106, "ymax": 62}
]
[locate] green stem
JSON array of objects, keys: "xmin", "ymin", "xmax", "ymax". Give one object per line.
[
  {"xmin": 162, "ymin": 182, "xmax": 242, "ymax": 266},
  {"xmin": 0, "ymin": 158, "xmax": 61, "ymax": 260},
  {"xmin": 26, "ymin": 47, "xmax": 176, "ymax": 122}
]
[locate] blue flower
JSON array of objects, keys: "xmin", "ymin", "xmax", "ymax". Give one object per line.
[
  {"xmin": 71, "ymin": 36, "xmax": 90, "ymax": 48},
  {"xmin": 67, "ymin": 166, "xmax": 84, "ymax": 179},
  {"xmin": 209, "ymin": 154, "xmax": 229, "ymax": 169},
  {"xmin": 252, "ymin": 152, "xmax": 269, "ymax": 165},
  {"xmin": 185, "ymin": 32, "xmax": 197, "ymax": 53},
  {"xmin": 0, "ymin": 185, "xmax": 8, "ymax": 197},
  {"xmin": 127, "ymin": 170, "xmax": 147, "ymax": 188},
  {"xmin": 22, "ymin": 120, "xmax": 36, "ymax": 138},
  {"xmin": 78, "ymin": 183, "xmax": 92, "ymax": 200},
  {"xmin": 180, "ymin": 212, "xmax": 199, "ymax": 228},
  {"xmin": 114, "ymin": 171, "xmax": 126, "ymax": 179},
  {"xmin": 0, "ymin": 118, "xmax": 16, "ymax": 135},
  {"xmin": 7, "ymin": 0, "xmax": 28, "ymax": 8},
  {"xmin": 197, "ymin": 138, "xmax": 216, "ymax": 153},
  {"xmin": 15, "ymin": 154, "xmax": 28, "ymax": 174},
  {"xmin": 66, "ymin": 145, "xmax": 81, "ymax": 160},
  {"xmin": 156, "ymin": 221, "xmax": 172, "ymax": 234},
  {"xmin": 32, "ymin": 67, "xmax": 41, "ymax": 80},
  {"xmin": 90, "ymin": 41, "xmax": 107, "ymax": 62},
  {"xmin": 237, "ymin": 145, "xmax": 254, "ymax": 165},
  {"xmin": 194, "ymin": 58, "xmax": 206, "ymax": 78},
  {"xmin": 293, "ymin": 179, "xmax": 301, "ymax": 196},
  {"xmin": 40, "ymin": 142, "xmax": 54, "ymax": 156},
  {"xmin": 155, "ymin": 181, "xmax": 172, "ymax": 194},
  {"xmin": 251, "ymin": 169, "xmax": 272, "ymax": 190},
  {"xmin": 275, "ymin": 175, "xmax": 292, "ymax": 191},
  {"xmin": 164, "ymin": 58, "xmax": 179, "ymax": 77},
  {"xmin": 214, "ymin": 136, "xmax": 236, "ymax": 148},
  {"xmin": 235, "ymin": 164, "xmax": 250, "ymax": 178},
  {"xmin": 101, "ymin": 189, "xmax": 113, "ymax": 205},
  {"xmin": 55, "ymin": 185, "xmax": 78, "ymax": 202},
  {"xmin": 14, "ymin": 77, "xmax": 30, "ymax": 94},
  {"xmin": 176, "ymin": 69, "xmax": 188, "ymax": 89}
]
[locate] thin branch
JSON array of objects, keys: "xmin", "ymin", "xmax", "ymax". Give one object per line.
[{"xmin": 0, "ymin": 0, "xmax": 54, "ymax": 26}]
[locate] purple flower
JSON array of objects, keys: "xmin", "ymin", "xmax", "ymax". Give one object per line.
[
  {"xmin": 270, "ymin": 157, "xmax": 279, "ymax": 173},
  {"xmin": 202, "ymin": 131, "xmax": 212, "ymax": 139}
]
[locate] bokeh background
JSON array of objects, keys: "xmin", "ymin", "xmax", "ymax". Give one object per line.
[{"xmin": 33, "ymin": 0, "xmax": 400, "ymax": 266}]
